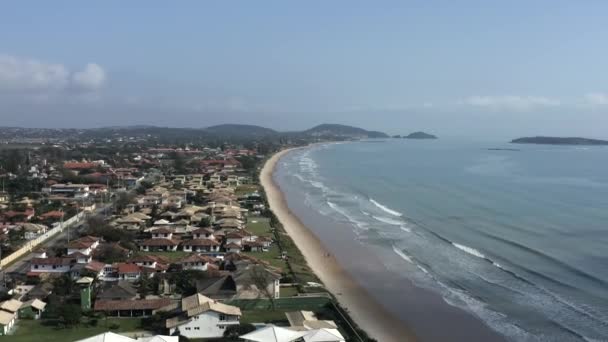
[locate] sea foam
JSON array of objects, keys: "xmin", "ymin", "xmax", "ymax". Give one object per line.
[
  {"xmin": 452, "ymin": 243, "xmax": 486, "ymax": 259},
  {"xmin": 391, "ymin": 244, "xmax": 413, "ymax": 263},
  {"xmin": 370, "ymin": 198, "xmax": 403, "ymax": 217}
]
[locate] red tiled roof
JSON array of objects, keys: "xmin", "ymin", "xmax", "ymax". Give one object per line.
[
  {"xmin": 31, "ymin": 257, "xmax": 74, "ymax": 266},
  {"xmin": 67, "ymin": 241, "xmax": 92, "ymax": 249},
  {"xmin": 225, "ymin": 242, "xmax": 242, "ymax": 249},
  {"xmin": 181, "ymin": 254, "xmax": 215, "ymax": 264},
  {"xmin": 226, "ymin": 232, "xmax": 245, "ymax": 239},
  {"xmin": 40, "ymin": 210, "xmax": 64, "ymax": 219},
  {"xmin": 94, "ymin": 298, "xmax": 171, "ymax": 311},
  {"xmin": 181, "ymin": 239, "xmax": 219, "ymax": 247},
  {"xmin": 140, "ymin": 238, "xmax": 179, "ymax": 246},
  {"xmin": 86, "ymin": 261, "xmax": 106, "ymax": 272},
  {"xmin": 151, "ymin": 227, "xmax": 174, "ymax": 234},
  {"xmin": 64, "ymin": 162, "xmax": 98, "ymax": 170},
  {"xmin": 116, "ymin": 263, "xmax": 141, "ymax": 274},
  {"xmin": 128, "ymin": 254, "xmax": 170, "ymax": 264},
  {"xmin": 192, "ymin": 227, "xmax": 214, "ymax": 235}
]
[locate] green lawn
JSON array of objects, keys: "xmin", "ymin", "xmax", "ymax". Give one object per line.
[
  {"xmin": 6, "ymin": 318, "xmax": 143, "ymax": 342},
  {"xmin": 235, "ymin": 184, "xmax": 260, "ymax": 196},
  {"xmin": 243, "ymin": 244, "xmax": 285, "ymax": 271},
  {"xmin": 137, "ymin": 250, "xmax": 189, "ymax": 262},
  {"xmin": 241, "ymin": 310, "xmax": 289, "ymax": 324},
  {"xmin": 245, "ymin": 217, "xmax": 273, "ymax": 237},
  {"xmin": 227, "ymin": 297, "xmax": 331, "ymax": 311},
  {"xmin": 279, "ymin": 286, "xmax": 299, "ymax": 297},
  {"xmin": 232, "ymin": 297, "xmax": 332, "ymax": 324}
]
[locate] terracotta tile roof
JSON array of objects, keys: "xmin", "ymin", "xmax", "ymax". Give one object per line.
[
  {"xmin": 64, "ymin": 162, "xmax": 98, "ymax": 170},
  {"xmin": 181, "ymin": 239, "xmax": 219, "ymax": 247},
  {"xmin": 31, "ymin": 257, "xmax": 74, "ymax": 266},
  {"xmin": 140, "ymin": 238, "xmax": 179, "ymax": 246},
  {"xmin": 94, "ymin": 298, "xmax": 172, "ymax": 311},
  {"xmin": 192, "ymin": 227, "xmax": 214, "ymax": 235},
  {"xmin": 86, "ymin": 261, "xmax": 106, "ymax": 272},
  {"xmin": 225, "ymin": 242, "xmax": 242, "ymax": 249},
  {"xmin": 181, "ymin": 254, "xmax": 215, "ymax": 264},
  {"xmin": 115, "ymin": 263, "xmax": 141, "ymax": 274},
  {"xmin": 40, "ymin": 210, "xmax": 64, "ymax": 219},
  {"xmin": 225, "ymin": 232, "xmax": 245, "ymax": 239},
  {"xmin": 67, "ymin": 241, "xmax": 91, "ymax": 249},
  {"xmin": 151, "ymin": 227, "xmax": 174, "ymax": 234}
]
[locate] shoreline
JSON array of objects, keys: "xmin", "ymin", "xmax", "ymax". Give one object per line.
[{"xmin": 260, "ymin": 147, "xmax": 418, "ymax": 342}]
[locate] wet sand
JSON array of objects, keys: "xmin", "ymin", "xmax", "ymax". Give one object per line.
[{"xmin": 261, "ymin": 147, "xmax": 418, "ymax": 342}]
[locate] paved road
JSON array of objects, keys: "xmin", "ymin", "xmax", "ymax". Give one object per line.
[{"xmin": 1, "ymin": 204, "xmax": 112, "ymax": 282}]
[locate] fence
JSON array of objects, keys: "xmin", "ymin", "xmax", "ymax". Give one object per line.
[{"xmin": 0, "ymin": 211, "xmax": 87, "ymax": 268}]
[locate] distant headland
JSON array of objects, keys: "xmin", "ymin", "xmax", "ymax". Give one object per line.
[
  {"xmin": 393, "ymin": 132, "xmax": 437, "ymax": 139},
  {"xmin": 511, "ymin": 136, "xmax": 608, "ymax": 145}
]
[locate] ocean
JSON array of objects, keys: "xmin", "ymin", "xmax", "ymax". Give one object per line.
[{"xmin": 273, "ymin": 139, "xmax": 608, "ymax": 342}]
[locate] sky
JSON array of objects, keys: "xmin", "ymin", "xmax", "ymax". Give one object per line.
[{"xmin": 1, "ymin": 1, "xmax": 608, "ymax": 139}]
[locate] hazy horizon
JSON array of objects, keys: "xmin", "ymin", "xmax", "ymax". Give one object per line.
[{"xmin": 2, "ymin": 1, "xmax": 608, "ymax": 139}]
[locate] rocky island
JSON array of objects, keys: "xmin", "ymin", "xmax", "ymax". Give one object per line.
[
  {"xmin": 404, "ymin": 131, "xmax": 437, "ymax": 139},
  {"xmin": 511, "ymin": 136, "xmax": 608, "ymax": 145}
]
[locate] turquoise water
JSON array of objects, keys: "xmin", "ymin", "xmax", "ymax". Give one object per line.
[{"xmin": 275, "ymin": 139, "xmax": 608, "ymax": 341}]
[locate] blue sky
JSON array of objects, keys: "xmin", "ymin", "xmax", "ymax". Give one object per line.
[{"xmin": 1, "ymin": 1, "xmax": 608, "ymax": 138}]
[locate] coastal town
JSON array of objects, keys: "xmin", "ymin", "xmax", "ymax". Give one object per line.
[{"xmin": 0, "ymin": 126, "xmax": 380, "ymax": 342}]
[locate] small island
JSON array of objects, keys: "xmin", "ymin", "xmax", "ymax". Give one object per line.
[
  {"xmin": 511, "ymin": 136, "xmax": 608, "ymax": 145},
  {"xmin": 404, "ymin": 131, "xmax": 437, "ymax": 139}
]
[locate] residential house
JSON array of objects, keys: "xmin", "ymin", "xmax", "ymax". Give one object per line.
[
  {"xmin": 164, "ymin": 293, "xmax": 241, "ymax": 339},
  {"xmin": 180, "ymin": 254, "xmax": 216, "ymax": 271},
  {"xmin": 192, "ymin": 227, "xmax": 215, "ymax": 240},
  {"xmin": 97, "ymin": 281, "xmax": 138, "ymax": 301},
  {"xmin": 128, "ymin": 255, "xmax": 169, "ymax": 273},
  {"xmin": 94, "ymin": 298, "xmax": 171, "ymax": 317},
  {"xmin": 21, "ymin": 223, "xmax": 47, "ymax": 240},
  {"xmin": 48, "ymin": 183, "xmax": 90, "ymax": 198},
  {"xmin": 139, "ymin": 238, "xmax": 179, "ymax": 252},
  {"xmin": 232, "ymin": 264, "xmax": 281, "ymax": 299},
  {"xmin": 67, "ymin": 236, "xmax": 100, "ymax": 256},
  {"xmin": 0, "ymin": 310, "xmax": 16, "ymax": 336},
  {"xmin": 0, "ymin": 299, "xmax": 23, "ymax": 318},
  {"xmin": 239, "ymin": 325, "xmax": 307, "ymax": 342},
  {"xmin": 18, "ymin": 299, "xmax": 46, "ymax": 319},
  {"xmin": 181, "ymin": 239, "xmax": 220, "ymax": 253},
  {"xmin": 29, "ymin": 257, "xmax": 74, "ymax": 274}
]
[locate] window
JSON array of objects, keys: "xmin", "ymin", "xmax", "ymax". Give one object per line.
[
  {"xmin": 185, "ymin": 327, "xmax": 191, "ymax": 330},
  {"xmin": 34, "ymin": 265, "xmax": 39, "ymax": 269},
  {"xmin": 219, "ymin": 314, "xmax": 226, "ymax": 321},
  {"xmin": 194, "ymin": 327, "xmax": 200, "ymax": 330}
]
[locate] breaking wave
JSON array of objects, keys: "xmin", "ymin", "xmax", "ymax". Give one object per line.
[
  {"xmin": 369, "ymin": 198, "xmax": 403, "ymax": 217},
  {"xmin": 452, "ymin": 242, "xmax": 486, "ymax": 259}
]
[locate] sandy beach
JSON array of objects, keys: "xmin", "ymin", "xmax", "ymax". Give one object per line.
[{"xmin": 260, "ymin": 147, "xmax": 418, "ymax": 342}]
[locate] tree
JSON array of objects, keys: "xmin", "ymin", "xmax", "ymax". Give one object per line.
[
  {"xmin": 59, "ymin": 304, "xmax": 82, "ymax": 327},
  {"xmin": 52, "ymin": 274, "xmax": 74, "ymax": 296},
  {"xmin": 137, "ymin": 271, "xmax": 151, "ymax": 299},
  {"xmin": 223, "ymin": 323, "xmax": 256, "ymax": 340},
  {"xmin": 199, "ymin": 217, "xmax": 211, "ymax": 227},
  {"xmin": 170, "ymin": 152, "xmax": 186, "ymax": 174},
  {"xmin": 95, "ymin": 244, "xmax": 129, "ymax": 263},
  {"xmin": 249, "ymin": 265, "xmax": 277, "ymax": 310}
]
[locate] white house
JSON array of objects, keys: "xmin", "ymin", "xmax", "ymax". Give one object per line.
[
  {"xmin": 165, "ymin": 293, "xmax": 241, "ymax": 339},
  {"xmin": 0, "ymin": 310, "xmax": 16, "ymax": 336},
  {"xmin": 30, "ymin": 257, "xmax": 74, "ymax": 273},
  {"xmin": 180, "ymin": 254, "xmax": 215, "ymax": 271},
  {"xmin": 182, "ymin": 239, "xmax": 220, "ymax": 253}
]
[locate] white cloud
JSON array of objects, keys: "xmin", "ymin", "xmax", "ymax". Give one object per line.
[
  {"xmin": 72, "ymin": 63, "xmax": 106, "ymax": 91},
  {"xmin": 584, "ymin": 93, "xmax": 608, "ymax": 106},
  {"xmin": 0, "ymin": 54, "xmax": 106, "ymax": 94},
  {"xmin": 0, "ymin": 54, "xmax": 69, "ymax": 91},
  {"xmin": 462, "ymin": 95, "xmax": 560, "ymax": 111}
]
